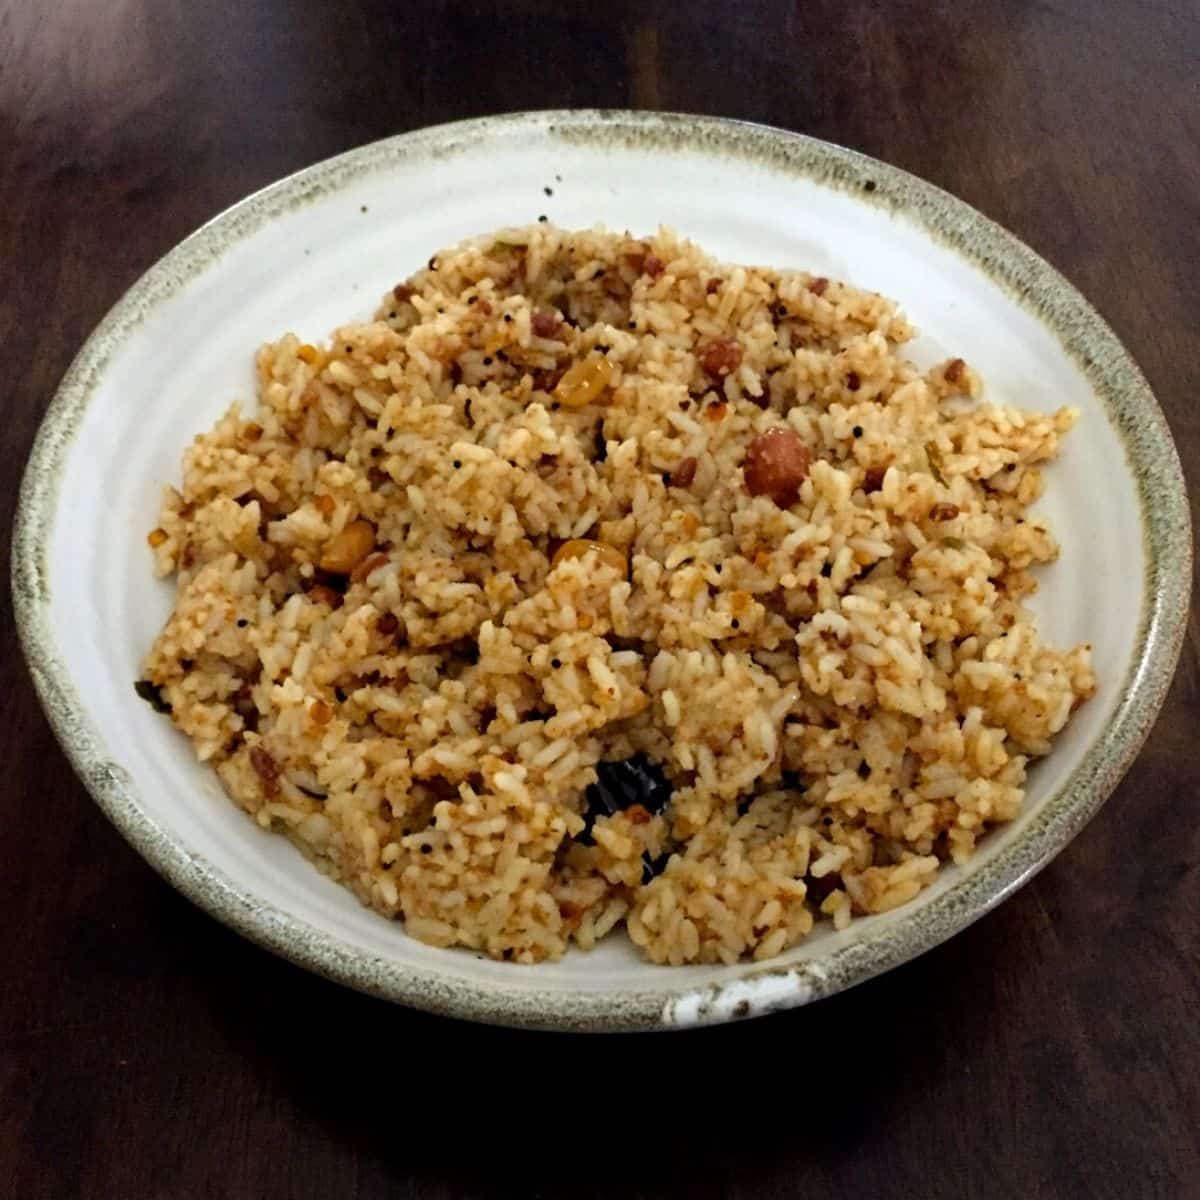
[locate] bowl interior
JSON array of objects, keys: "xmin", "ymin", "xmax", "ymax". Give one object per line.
[{"xmin": 19, "ymin": 113, "xmax": 1179, "ymax": 1029}]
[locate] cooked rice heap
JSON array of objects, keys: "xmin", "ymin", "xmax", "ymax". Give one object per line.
[{"xmin": 142, "ymin": 225, "xmax": 1094, "ymax": 965}]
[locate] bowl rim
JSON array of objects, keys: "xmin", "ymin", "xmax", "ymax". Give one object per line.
[{"xmin": 12, "ymin": 109, "xmax": 1192, "ymax": 1032}]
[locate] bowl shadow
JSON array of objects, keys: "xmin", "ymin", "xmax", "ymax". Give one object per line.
[{"xmin": 197, "ymin": 900, "xmax": 1021, "ymax": 1197}]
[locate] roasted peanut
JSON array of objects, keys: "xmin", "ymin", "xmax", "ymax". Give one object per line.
[
  {"xmin": 553, "ymin": 354, "xmax": 614, "ymax": 408},
  {"xmin": 743, "ymin": 429, "xmax": 811, "ymax": 508},
  {"xmin": 319, "ymin": 519, "xmax": 375, "ymax": 574},
  {"xmin": 698, "ymin": 338, "xmax": 742, "ymax": 380},
  {"xmin": 669, "ymin": 457, "xmax": 698, "ymax": 489}
]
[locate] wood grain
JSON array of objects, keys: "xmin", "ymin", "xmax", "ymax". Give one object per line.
[{"xmin": 2, "ymin": 1, "xmax": 1197, "ymax": 1196}]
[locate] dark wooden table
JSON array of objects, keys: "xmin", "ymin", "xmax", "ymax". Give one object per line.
[{"xmin": 3, "ymin": 2, "xmax": 1197, "ymax": 1196}]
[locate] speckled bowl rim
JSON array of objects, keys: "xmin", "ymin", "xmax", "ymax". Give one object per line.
[{"xmin": 12, "ymin": 110, "xmax": 1192, "ymax": 1033}]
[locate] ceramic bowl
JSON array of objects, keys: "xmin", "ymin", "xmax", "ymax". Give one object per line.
[{"xmin": 13, "ymin": 111, "xmax": 1191, "ymax": 1031}]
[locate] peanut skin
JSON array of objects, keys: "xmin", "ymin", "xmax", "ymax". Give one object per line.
[
  {"xmin": 743, "ymin": 429, "xmax": 811, "ymax": 508},
  {"xmin": 698, "ymin": 338, "xmax": 742, "ymax": 380}
]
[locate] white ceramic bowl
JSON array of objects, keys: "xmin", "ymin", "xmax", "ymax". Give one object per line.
[{"xmin": 14, "ymin": 111, "xmax": 1191, "ymax": 1031}]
